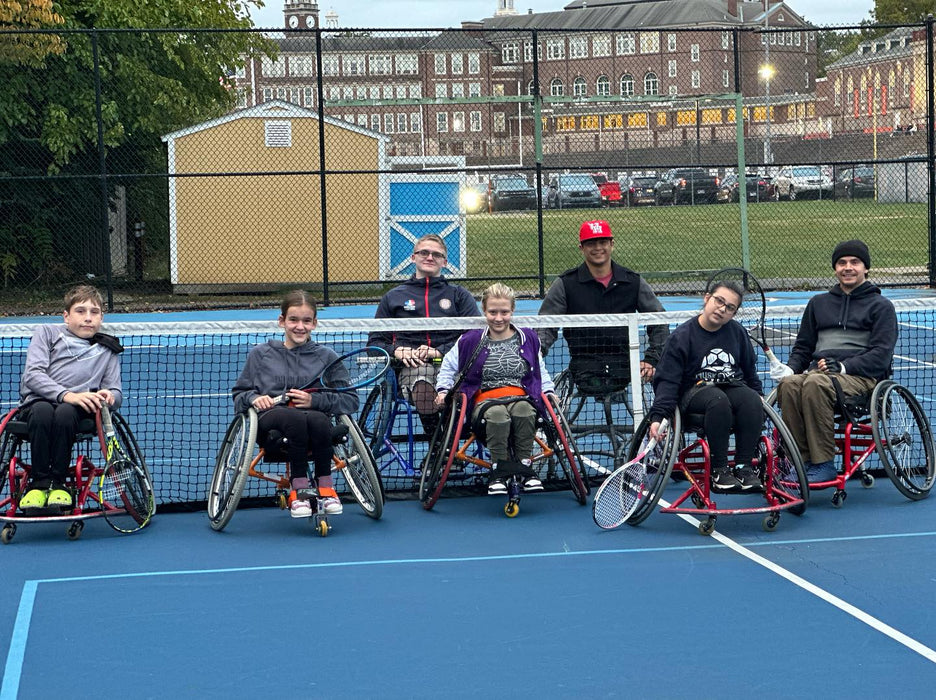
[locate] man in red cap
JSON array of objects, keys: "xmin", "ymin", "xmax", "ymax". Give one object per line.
[
  {"xmin": 537, "ymin": 219, "xmax": 668, "ymax": 395},
  {"xmin": 776, "ymin": 239, "xmax": 897, "ymax": 483}
]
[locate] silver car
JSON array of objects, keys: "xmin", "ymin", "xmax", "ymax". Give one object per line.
[
  {"xmin": 773, "ymin": 165, "xmax": 833, "ymax": 201},
  {"xmin": 547, "ymin": 174, "xmax": 602, "ymax": 209}
]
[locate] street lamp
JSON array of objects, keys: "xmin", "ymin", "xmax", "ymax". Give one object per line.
[{"xmin": 759, "ymin": 63, "xmax": 775, "ymax": 165}]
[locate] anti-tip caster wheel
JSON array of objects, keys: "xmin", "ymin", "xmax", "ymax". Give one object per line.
[
  {"xmin": 831, "ymin": 490, "xmax": 847, "ymax": 509},
  {"xmin": 317, "ymin": 519, "xmax": 329, "ymax": 537},
  {"xmin": 276, "ymin": 492, "xmax": 288, "ymax": 510},
  {"xmin": 762, "ymin": 513, "xmax": 780, "ymax": 532},
  {"xmin": 66, "ymin": 521, "xmax": 84, "ymax": 541},
  {"xmin": 504, "ymin": 502, "xmax": 519, "ymax": 518},
  {"xmin": 698, "ymin": 518, "xmax": 716, "ymax": 536},
  {"xmin": 860, "ymin": 472, "xmax": 875, "ymax": 489},
  {"xmin": 1, "ymin": 523, "xmax": 15, "ymax": 545}
]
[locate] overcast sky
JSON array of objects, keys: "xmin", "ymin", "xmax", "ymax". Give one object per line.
[{"xmin": 250, "ymin": 1, "xmax": 874, "ymax": 30}]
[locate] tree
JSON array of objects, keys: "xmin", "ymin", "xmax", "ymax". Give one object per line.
[
  {"xmin": 0, "ymin": 1, "xmax": 275, "ymax": 288},
  {"xmin": 873, "ymin": 1, "xmax": 936, "ymax": 24}
]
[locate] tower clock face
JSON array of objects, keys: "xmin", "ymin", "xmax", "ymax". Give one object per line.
[
  {"xmin": 288, "ymin": 15, "xmax": 299, "ymax": 28},
  {"xmin": 305, "ymin": 15, "xmax": 315, "ymax": 28}
]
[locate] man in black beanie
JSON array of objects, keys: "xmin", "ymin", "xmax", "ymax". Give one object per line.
[{"xmin": 776, "ymin": 239, "xmax": 897, "ymax": 483}]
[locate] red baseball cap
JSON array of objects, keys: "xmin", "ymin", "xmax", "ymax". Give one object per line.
[{"xmin": 579, "ymin": 219, "xmax": 613, "ymax": 243}]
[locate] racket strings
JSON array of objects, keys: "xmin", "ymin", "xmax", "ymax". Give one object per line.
[{"xmin": 103, "ymin": 461, "xmax": 151, "ymax": 522}]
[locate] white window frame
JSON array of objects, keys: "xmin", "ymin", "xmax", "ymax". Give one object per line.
[
  {"xmin": 570, "ymin": 36, "xmax": 588, "ymax": 59},
  {"xmin": 451, "ymin": 52, "xmax": 463, "ymax": 74},
  {"xmin": 691, "ymin": 44, "xmax": 700, "ymax": 62},
  {"xmin": 468, "ymin": 82, "xmax": 481, "ymax": 97},
  {"xmin": 369, "ymin": 54, "xmax": 391, "ymax": 76},
  {"xmin": 691, "ymin": 70, "xmax": 701, "ymax": 89},
  {"xmin": 668, "ymin": 60, "xmax": 677, "ymax": 78},
  {"xmin": 596, "ymin": 75, "xmax": 610, "ymax": 97},
  {"xmin": 451, "ymin": 83, "xmax": 464, "ymax": 98},
  {"xmin": 502, "ymin": 42, "xmax": 519, "ymax": 64},
  {"xmin": 640, "ymin": 32, "xmax": 660, "ymax": 54},
  {"xmin": 453, "ymin": 111, "xmax": 465, "ymax": 132},
  {"xmin": 493, "ymin": 112, "xmax": 506, "ymax": 132},
  {"xmin": 617, "ymin": 33, "xmax": 636, "ymax": 55},
  {"xmin": 470, "ymin": 111, "xmax": 482, "ymax": 132},
  {"xmin": 396, "ymin": 54, "xmax": 418, "ymax": 75},
  {"xmin": 437, "ymin": 112, "xmax": 448, "ymax": 133},
  {"xmin": 435, "ymin": 84, "xmax": 447, "ymax": 98},
  {"xmin": 550, "ymin": 78, "xmax": 564, "ymax": 96},
  {"xmin": 644, "ymin": 71, "xmax": 659, "ymax": 95},
  {"xmin": 343, "ymin": 54, "xmax": 365, "ymax": 76},
  {"xmin": 667, "ymin": 34, "xmax": 676, "ymax": 52},
  {"xmin": 384, "ymin": 113, "xmax": 394, "ymax": 134},
  {"xmin": 261, "ymin": 56, "xmax": 286, "ymax": 77},
  {"xmin": 322, "ymin": 55, "xmax": 339, "ymax": 76},
  {"xmin": 547, "ymin": 38, "xmax": 565, "ymax": 60},
  {"xmin": 397, "ymin": 113, "xmax": 408, "ymax": 133},
  {"xmin": 593, "ymin": 34, "xmax": 611, "ymax": 57},
  {"xmin": 434, "ymin": 54, "xmax": 446, "ymax": 74},
  {"xmin": 573, "ymin": 77, "xmax": 587, "ymax": 98},
  {"xmin": 468, "ymin": 52, "xmax": 480, "ymax": 74},
  {"xmin": 411, "ymin": 113, "xmax": 421, "ymax": 132},
  {"xmin": 620, "ymin": 74, "xmax": 634, "ymax": 97}
]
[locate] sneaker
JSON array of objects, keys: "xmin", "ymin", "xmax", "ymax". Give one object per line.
[
  {"xmin": 805, "ymin": 460, "xmax": 837, "ymax": 483},
  {"xmin": 46, "ymin": 489, "xmax": 72, "ymax": 507},
  {"xmin": 20, "ymin": 488, "xmax": 48, "ymax": 510},
  {"xmin": 290, "ymin": 498, "xmax": 313, "ymax": 518},
  {"xmin": 735, "ymin": 465, "xmax": 763, "ymax": 491},
  {"xmin": 487, "ymin": 479, "xmax": 507, "ymax": 496},
  {"xmin": 318, "ymin": 487, "xmax": 343, "ymax": 515},
  {"xmin": 522, "ymin": 476, "xmax": 544, "ymax": 492},
  {"xmin": 711, "ymin": 467, "xmax": 742, "ymax": 492}
]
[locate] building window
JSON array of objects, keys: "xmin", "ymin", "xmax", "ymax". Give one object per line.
[
  {"xmin": 383, "ymin": 85, "xmax": 394, "ymax": 99},
  {"xmin": 235, "ymin": 64, "xmax": 246, "ymax": 79},
  {"xmin": 667, "ymin": 34, "xmax": 676, "ymax": 52},
  {"xmin": 261, "ymin": 56, "xmax": 286, "ymax": 77},
  {"xmin": 435, "ymin": 84, "xmax": 447, "ymax": 98},
  {"xmin": 523, "ymin": 40, "xmax": 542, "ymax": 62},
  {"xmin": 494, "ymin": 112, "xmax": 506, "ymax": 132},
  {"xmin": 468, "ymin": 52, "xmax": 480, "ymax": 73},
  {"xmin": 527, "ymin": 80, "xmax": 535, "ymax": 95},
  {"xmin": 723, "ymin": 69, "xmax": 730, "ymax": 88},
  {"xmin": 409, "ymin": 85, "xmax": 422, "ymax": 99},
  {"xmin": 691, "ymin": 70, "xmax": 700, "ymax": 89},
  {"xmin": 469, "ymin": 82, "xmax": 481, "ymax": 97},
  {"xmin": 434, "ymin": 54, "xmax": 446, "ymax": 74},
  {"xmin": 596, "ymin": 75, "xmax": 610, "ymax": 96},
  {"xmin": 397, "ymin": 54, "xmax": 418, "ymax": 74},
  {"xmin": 452, "ymin": 83, "xmax": 464, "ymax": 98},
  {"xmin": 668, "ymin": 60, "xmax": 677, "ymax": 78},
  {"xmin": 550, "ymin": 78, "xmax": 564, "ymax": 96},
  {"xmin": 303, "ymin": 87, "xmax": 315, "ymax": 108},
  {"xmin": 262, "ymin": 87, "xmax": 273, "ymax": 103},
  {"xmin": 451, "ymin": 53, "xmax": 463, "ymax": 74},
  {"xmin": 470, "ymin": 111, "xmax": 482, "ymax": 131},
  {"xmin": 395, "ymin": 85, "xmax": 406, "ymax": 99},
  {"xmin": 327, "ymin": 86, "xmax": 339, "ymax": 101},
  {"xmin": 342, "ymin": 86, "xmax": 353, "ymax": 100},
  {"xmin": 691, "ymin": 44, "xmax": 700, "ymax": 62},
  {"xmin": 322, "ymin": 55, "xmax": 339, "ymax": 76},
  {"xmin": 344, "ymin": 55, "xmax": 365, "ymax": 75},
  {"xmin": 493, "ymin": 83, "xmax": 505, "ymax": 96},
  {"xmin": 617, "ymin": 33, "xmax": 636, "ymax": 55},
  {"xmin": 904, "ymin": 72, "xmax": 910, "ymax": 97},
  {"xmin": 593, "ymin": 34, "xmax": 611, "ymax": 57},
  {"xmin": 397, "ymin": 113, "xmax": 408, "ymax": 133},
  {"xmin": 453, "ymin": 111, "xmax": 465, "ymax": 132},
  {"xmin": 620, "ymin": 73, "xmax": 634, "ymax": 97},
  {"xmin": 290, "ymin": 55, "xmax": 315, "ymax": 77},
  {"xmin": 669, "ymin": 85, "xmax": 678, "ymax": 96},
  {"xmin": 357, "ymin": 115, "xmax": 367, "ymax": 127},
  {"xmin": 805, "ymin": 71, "xmax": 809, "ymax": 89},
  {"xmin": 570, "ymin": 36, "xmax": 588, "ymax": 59},
  {"xmin": 436, "ymin": 112, "xmax": 448, "ymax": 133},
  {"xmin": 371, "ymin": 114, "xmax": 380, "ymax": 132},
  {"xmin": 384, "ymin": 113, "xmax": 394, "ymax": 133},
  {"xmin": 369, "ymin": 55, "xmax": 391, "ymax": 75},
  {"xmin": 722, "ymin": 31, "xmax": 731, "ymax": 49},
  {"xmin": 796, "ymin": 32, "xmax": 802, "ymax": 46},
  {"xmin": 573, "ymin": 77, "xmax": 587, "ymax": 97},
  {"xmin": 369, "ymin": 86, "xmax": 380, "ymax": 100},
  {"xmin": 546, "ymin": 38, "xmax": 564, "ymax": 60},
  {"xmin": 640, "ymin": 32, "xmax": 660, "ymax": 54},
  {"xmin": 411, "ymin": 113, "xmax": 421, "ymax": 132},
  {"xmin": 502, "ymin": 42, "xmax": 519, "ymax": 63},
  {"xmin": 644, "ymin": 71, "xmax": 659, "ymax": 95},
  {"xmin": 356, "ymin": 86, "xmax": 367, "ymax": 100}
]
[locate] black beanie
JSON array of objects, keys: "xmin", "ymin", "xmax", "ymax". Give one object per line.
[{"xmin": 831, "ymin": 239, "xmax": 871, "ymax": 269}]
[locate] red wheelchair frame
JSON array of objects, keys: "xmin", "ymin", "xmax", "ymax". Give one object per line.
[
  {"xmin": 418, "ymin": 391, "xmax": 589, "ymax": 517},
  {"xmin": 0, "ymin": 407, "xmax": 149, "ymax": 543}
]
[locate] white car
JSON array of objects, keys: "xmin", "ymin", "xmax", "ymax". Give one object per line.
[{"xmin": 772, "ymin": 165, "xmax": 833, "ymax": 201}]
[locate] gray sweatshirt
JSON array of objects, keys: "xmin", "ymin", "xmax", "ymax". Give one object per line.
[
  {"xmin": 19, "ymin": 324, "xmax": 123, "ymax": 408},
  {"xmin": 232, "ymin": 339, "xmax": 359, "ymax": 416}
]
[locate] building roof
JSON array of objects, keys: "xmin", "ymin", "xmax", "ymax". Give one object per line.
[
  {"xmin": 826, "ymin": 26, "xmax": 915, "ymax": 71},
  {"xmin": 278, "ymin": 31, "xmax": 490, "ymax": 54}
]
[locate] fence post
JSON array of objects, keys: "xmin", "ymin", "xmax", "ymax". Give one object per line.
[
  {"xmin": 133, "ymin": 222, "xmax": 145, "ymax": 280},
  {"xmin": 315, "ymin": 26, "xmax": 330, "ymax": 305},
  {"xmin": 927, "ymin": 15, "xmax": 935, "ymax": 287},
  {"xmin": 532, "ymin": 28, "xmax": 545, "ymax": 298},
  {"xmin": 733, "ymin": 27, "xmax": 751, "ymax": 271},
  {"xmin": 91, "ymin": 30, "xmax": 113, "ymax": 310}
]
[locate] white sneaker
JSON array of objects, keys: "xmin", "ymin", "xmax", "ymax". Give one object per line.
[
  {"xmin": 290, "ymin": 498, "xmax": 312, "ymax": 518},
  {"xmin": 321, "ymin": 496, "xmax": 344, "ymax": 515},
  {"xmin": 522, "ymin": 476, "xmax": 543, "ymax": 492}
]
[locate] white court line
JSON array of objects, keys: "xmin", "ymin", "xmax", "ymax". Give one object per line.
[{"xmin": 657, "ymin": 496, "xmax": 936, "ymax": 664}]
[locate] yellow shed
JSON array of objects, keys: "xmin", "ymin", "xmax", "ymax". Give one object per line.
[{"xmin": 162, "ymin": 100, "xmax": 388, "ymax": 293}]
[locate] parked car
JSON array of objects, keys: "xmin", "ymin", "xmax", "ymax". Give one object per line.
[
  {"xmin": 591, "ymin": 173, "xmax": 623, "ymax": 207},
  {"xmin": 719, "ymin": 173, "xmax": 775, "ymax": 203},
  {"xmin": 772, "ymin": 165, "xmax": 833, "ymax": 200},
  {"xmin": 460, "ymin": 183, "xmax": 489, "ymax": 213},
  {"xmin": 547, "ymin": 173, "xmax": 602, "ymax": 209},
  {"xmin": 488, "ymin": 175, "xmax": 537, "ymax": 211},
  {"xmin": 654, "ymin": 168, "xmax": 721, "ymax": 205},
  {"xmin": 834, "ymin": 166, "xmax": 876, "ymax": 200},
  {"xmin": 622, "ymin": 176, "xmax": 657, "ymax": 206}
]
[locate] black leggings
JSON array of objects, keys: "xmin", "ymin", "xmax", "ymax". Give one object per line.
[
  {"xmin": 257, "ymin": 408, "xmax": 333, "ymax": 481},
  {"xmin": 22, "ymin": 401, "xmax": 91, "ymax": 487},
  {"xmin": 682, "ymin": 384, "xmax": 763, "ymax": 471}
]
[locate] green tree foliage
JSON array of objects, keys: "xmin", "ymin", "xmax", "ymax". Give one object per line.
[
  {"xmin": 0, "ymin": 1, "xmax": 274, "ymax": 287},
  {"xmin": 873, "ymin": 0, "xmax": 936, "ymax": 24}
]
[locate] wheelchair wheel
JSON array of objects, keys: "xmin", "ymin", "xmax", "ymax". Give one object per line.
[
  {"xmin": 359, "ymin": 379, "xmax": 392, "ymax": 453},
  {"xmin": 624, "ymin": 411, "xmax": 680, "ymax": 526},
  {"xmin": 871, "ymin": 381, "xmax": 936, "ymax": 500},
  {"xmin": 760, "ymin": 401, "xmax": 809, "ymax": 515},
  {"xmin": 207, "ymin": 409, "xmax": 257, "ymax": 531},
  {"xmin": 542, "ymin": 394, "xmax": 589, "ymax": 504},
  {"xmin": 553, "ymin": 369, "xmax": 578, "ymax": 419},
  {"xmin": 418, "ymin": 393, "xmax": 465, "ymax": 510},
  {"xmin": 334, "ymin": 415, "xmax": 384, "ymax": 519}
]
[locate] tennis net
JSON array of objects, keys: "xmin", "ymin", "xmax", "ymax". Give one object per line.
[{"xmin": 1, "ymin": 299, "xmax": 934, "ymax": 508}]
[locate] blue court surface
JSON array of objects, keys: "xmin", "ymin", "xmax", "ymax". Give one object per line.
[{"xmin": 2, "ymin": 483, "xmax": 936, "ymax": 699}]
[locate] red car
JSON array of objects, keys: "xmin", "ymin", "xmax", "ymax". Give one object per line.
[{"xmin": 591, "ymin": 173, "xmax": 623, "ymax": 207}]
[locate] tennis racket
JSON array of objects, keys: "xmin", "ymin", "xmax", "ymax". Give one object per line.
[
  {"xmin": 592, "ymin": 418, "xmax": 669, "ymax": 529},
  {"xmin": 98, "ymin": 404, "xmax": 154, "ymax": 533},
  {"xmin": 706, "ymin": 268, "xmax": 792, "ymax": 380},
  {"xmin": 274, "ymin": 346, "xmax": 391, "ymax": 405}
]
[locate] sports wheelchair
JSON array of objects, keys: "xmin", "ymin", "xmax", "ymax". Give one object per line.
[
  {"xmin": 554, "ymin": 368, "xmax": 653, "ymax": 474},
  {"xmin": 622, "ymin": 399, "xmax": 809, "ymax": 535},
  {"xmin": 0, "ymin": 407, "xmax": 154, "ymax": 543},
  {"xmin": 418, "ymin": 391, "xmax": 589, "ymax": 517},
  {"xmin": 769, "ymin": 379, "xmax": 935, "ymax": 507},
  {"xmin": 208, "ymin": 409, "xmax": 383, "ymax": 536}
]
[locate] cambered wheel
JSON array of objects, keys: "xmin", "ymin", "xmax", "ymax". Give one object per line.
[
  {"xmin": 334, "ymin": 415, "xmax": 384, "ymax": 519},
  {"xmin": 760, "ymin": 401, "xmax": 809, "ymax": 516},
  {"xmin": 359, "ymin": 379, "xmax": 392, "ymax": 453},
  {"xmin": 207, "ymin": 409, "xmax": 257, "ymax": 531},
  {"xmin": 624, "ymin": 411, "xmax": 680, "ymax": 526},
  {"xmin": 543, "ymin": 394, "xmax": 589, "ymax": 504},
  {"xmin": 418, "ymin": 394, "xmax": 465, "ymax": 510},
  {"xmin": 66, "ymin": 521, "xmax": 83, "ymax": 540},
  {"xmin": 1, "ymin": 523, "xmax": 15, "ymax": 544},
  {"xmin": 871, "ymin": 381, "xmax": 936, "ymax": 500}
]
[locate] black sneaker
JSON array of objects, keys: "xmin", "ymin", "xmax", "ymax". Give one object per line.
[
  {"xmin": 735, "ymin": 465, "xmax": 763, "ymax": 491},
  {"xmin": 711, "ymin": 467, "xmax": 742, "ymax": 492}
]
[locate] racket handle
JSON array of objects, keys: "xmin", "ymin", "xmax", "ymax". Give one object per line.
[{"xmin": 766, "ymin": 349, "xmax": 793, "ymax": 380}]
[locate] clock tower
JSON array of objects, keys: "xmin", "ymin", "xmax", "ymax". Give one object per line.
[{"xmin": 283, "ymin": 0, "xmax": 320, "ymax": 29}]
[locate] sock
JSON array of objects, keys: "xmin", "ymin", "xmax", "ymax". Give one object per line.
[
  {"xmin": 291, "ymin": 477, "xmax": 310, "ymax": 490},
  {"xmin": 317, "ymin": 475, "xmax": 334, "ymax": 491}
]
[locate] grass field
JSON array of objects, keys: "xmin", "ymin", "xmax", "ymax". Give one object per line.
[{"xmin": 467, "ymin": 200, "xmax": 929, "ymax": 290}]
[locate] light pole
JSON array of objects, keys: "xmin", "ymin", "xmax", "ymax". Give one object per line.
[{"xmin": 759, "ymin": 63, "xmax": 775, "ymax": 166}]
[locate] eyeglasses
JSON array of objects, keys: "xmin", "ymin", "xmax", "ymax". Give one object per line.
[
  {"xmin": 414, "ymin": 249, "xmax": 446, "ymax": 261},
  {"xmin": 710, "ymin": 294, "xmax": 739, "ymax": 314}
]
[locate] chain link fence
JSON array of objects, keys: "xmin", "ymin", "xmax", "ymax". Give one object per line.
[{"xmin": 2, "ymin": 21, "xmax": 935, "ymax": 313}]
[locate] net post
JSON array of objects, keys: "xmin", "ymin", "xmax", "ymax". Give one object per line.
[{"xmin": 628, "ymin": 313, "xmax": 645, "ymax": 427}]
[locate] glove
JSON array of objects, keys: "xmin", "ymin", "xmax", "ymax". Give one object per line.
[
  {"xmin": 822, "ymin": 358, "xmax": 846, "ymax": 375},
  {"xmin": 769, "ymin": 360, "xmax": 793, "ymax": 381}
]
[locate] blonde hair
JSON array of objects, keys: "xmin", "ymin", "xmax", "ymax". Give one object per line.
[{"xmin": 482, "ymin": 282, "xmax": 516, "ymax": 311}]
